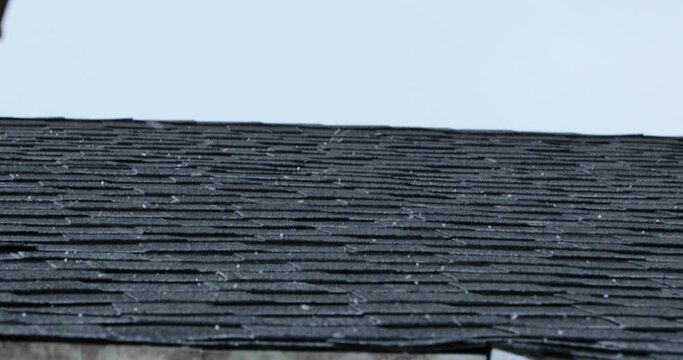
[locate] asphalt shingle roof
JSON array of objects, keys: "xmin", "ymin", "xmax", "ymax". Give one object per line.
[{"xmin": 1, "ymin": 118, "xmax": 683, "ymax": 359}]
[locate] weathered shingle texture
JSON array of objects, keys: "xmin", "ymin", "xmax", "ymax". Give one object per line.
[{"xmin": 1, "ymin": 118, "xmax": 683, "ymax": 359}]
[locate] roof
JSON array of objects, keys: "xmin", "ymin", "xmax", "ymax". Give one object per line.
[{"xmin": 0, "ymin": 117, "xmax": 682, "ymax": 359}]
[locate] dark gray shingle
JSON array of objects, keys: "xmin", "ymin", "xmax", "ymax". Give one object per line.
[{"xmin": 1, "ymin": 118, "xmax": 683, "ymax": 358}]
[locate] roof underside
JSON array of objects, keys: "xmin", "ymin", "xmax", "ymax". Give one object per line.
[{"xmin": 1, "ymin": 118, "xmax": 682, "ymax": 359}]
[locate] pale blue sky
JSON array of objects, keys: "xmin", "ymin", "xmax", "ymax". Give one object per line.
[{"xmin": 1, "ymin": 1, "xmax": 682, "ymax": 135}]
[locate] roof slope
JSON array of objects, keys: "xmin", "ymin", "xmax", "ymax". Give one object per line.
[{"xmin": 1, "ymin": 118, "xmax": 683, "ymax": 359}]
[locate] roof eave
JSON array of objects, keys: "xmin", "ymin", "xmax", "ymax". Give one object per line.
[{"xmin": 0, "ymin": 0, "xmax": 8, "ymax": 38}]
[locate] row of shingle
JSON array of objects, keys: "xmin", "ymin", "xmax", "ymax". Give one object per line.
[{"xmin": 2, "ymin": 119, "xmax": 683, "ymax": 358}]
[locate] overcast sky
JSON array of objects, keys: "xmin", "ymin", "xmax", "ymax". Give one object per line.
[{"xmin": 1, "ymin": 1, "xmax": 682, "ymax": 135}]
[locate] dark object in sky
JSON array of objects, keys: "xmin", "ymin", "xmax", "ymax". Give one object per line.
[
  {"xmin": 0, "ymin": 0, "xmax": 7, "ymax": 38},
  {"xmin": 1, "ymin": 117, "xmax": 683, "ymax": 359}
]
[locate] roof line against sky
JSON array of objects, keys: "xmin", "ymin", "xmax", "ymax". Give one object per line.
[{"xmin": 2, "ymin": 116, "xmax": 679, "ymax": 139}]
